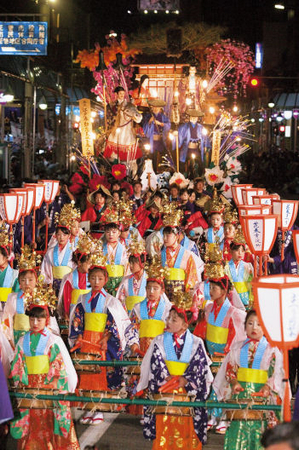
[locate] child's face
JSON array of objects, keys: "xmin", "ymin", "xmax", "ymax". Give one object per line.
[
  {"xmin": 105, "ymin": 228, "xmax": 120, "ymax": 243},
  {"xmin": 78, "ymin": 258, "xmax": 92, "ymax": 274},
  {"xmin": 56, "ymin": 229, "xmax": 69, "ymax": 246},
  {"xmin": 224, "ymin": 223, "xmax": 236, "ymax": 240},
  {"xmin": 166, "ymin": 309, "xmax": 187, "ymax": 334},
  {"xmin": 210, "ymin": 214, "xmax": 222, "ymax": 228},
  {"xmin": 70, "ymin": 221, "xmax": 80, "ymax": 237},
  {"xmin": 209, "ymin": 282, "xmax": 225, "ymax": 300},
  {"xmin": 129, "ymin": 260, "xmax": 142, "ymax": 274},
  {"xmin": 189, "ymin": 192, "xmax": 196, "ymax": 203},
  {"xmin": 30, "ymin": 316, "xmax": 47, "ymax": 333},
  {"xmin": 88, "ymin": 270, "xmax": 107, "ymax": 291},
  {"xmin": 19, "ymin": 272, "xmax": 36, "ymax": 293},
  {"xmin": 146, "ymin": 281, "xmax": 163, "ymax": 302},
  {"xmin": 163, "ymin": 231, "xmax": 178, "ymax": 248},
  {"xmin": 170, "ymin": 188, "xmax": 179, "ymax": 198},
  {"xmin": 180, "ymin": 192, "xmax": 189, "ymax": 202},
  {"xmin": 231, "ymin": 246, "xmax": 245, "ymax": 262},
  {"xmin": 245, "ymin": 314, "xmax": 263, "ymax": 341}
]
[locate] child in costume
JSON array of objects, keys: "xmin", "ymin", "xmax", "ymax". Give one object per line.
[
  {"xmin": 116, "ymin": 239, "xmax": 147, "ymax": 314},
  {"xmin": 161, "ymin": 206, "xmax": 201, "ymax": 300},
  {"xmin": 40, "ymin": 208, "xmax": 76, "ymax": 295},
  {"xmin": 81, "ymin": 186, "xmax": 112, "ymax": 239},
  {"xmin": 69, "ymin": 248, "xmax": 132, "ymax": 425},
  {"xmin": 57, "ymin": 234, "xmax": 93, "ymax": 319},
  {"xmin": 126, "ymin": 257, "xmax": 172, "ymax": 356},
  {"xmin": 137, "ymin": 292, "xmax": 213, "ymax": 449},
  {"xmin": 9, "ymin": 287, "xmax": 79, "ymax": 449},
  {"xmin": 213, "ymin": 310, "xmax": 284, "ymax": 450},
  {"xmin": 203, "ymin": 190, "xmax": 225, "ymax": 251},
  {"xmin": 48, "ymin": 201, "xmax": 84, "ymax": 251},
  {"xmin": 194, "ymin": 261, "xmax": 246, "ymax": 434},
  {"xmin": 225, "ymin": 226, "xmax": 253, "ymax": 309},
  {"xmin": 222, "ymin": 208, "xmax": 238, "ymax": 262},
  {"xmin": 3, "ymin": 246, "xmax": 40, "ymax": 347},
  {"xmin": 137, "ymin": 198, "xmax": 163, "ymax": 239},
  {"xmin": 101, "ymin": 211, "xmax": 129, "ymax": 296},
  {"xmin": 0, "ymin": 225, "xmax": 19, "ymax": 306}
]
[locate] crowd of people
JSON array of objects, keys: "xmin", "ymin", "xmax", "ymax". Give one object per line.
[{"xmin": 0, "ymin": 170, "xmax": 298, "ymax": 450}]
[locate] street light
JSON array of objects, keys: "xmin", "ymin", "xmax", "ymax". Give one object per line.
[
  {"xmin": 274, "ymin": 3, "xmax": 285, "ymax": 9},
  {"xmin": 268, "ymin": 99, "xmax": 275, "ymax": 108},
  {"xmin": 38, "ymin": 95, "xmax": 48, "ymax": 110}
]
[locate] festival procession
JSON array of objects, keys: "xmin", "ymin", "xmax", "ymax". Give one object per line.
[{"xmin": 0, "ymin": 1, "xmax": 299, "ymax": 449}]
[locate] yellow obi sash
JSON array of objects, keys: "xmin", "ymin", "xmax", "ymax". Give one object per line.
[
  {"xmin": 125, "ymin": 295, "xmax": 145, "ymax": 312},
  {"xmin": 206, "ymin": 323, "xmax": 229, "ymax": 344},
  {"xmin": 52, "ymin": 265, "xmax": 72, "ymax": 280},
  {"xmin": 0, "ymin": 287, "xmax": 12, "ymax": 303},
  {"xmin": 25, "ymin": 355, "xmax": 50, "ymax": 374},
  {"xmin": 165, "ymin": 360, "xmax": 188, "ymax": 377},
  {"xmin": 234, "ymin": 281, "xmax": 248, "ymax": 294},
  {"xmin": 14, "ymin": 314, "xmax": 30, "ymax": 331},
  {"xmin": 237, "ymin": 367, "xmax": 268, "ymax": 384},
  {"xmin": 71, "ymin": 288, "xmax": 91, "ymax": 305},
  {"xmin": 84, "ymin": 312, "xmax": 107, "ymax": 332},
  {"xmin": 165, "ymin": 268, "xmax": 185, "ymax": 281},
  {"xmin": 139, "ymin": 319, "xmax": 165, "ymax": 338},
  {"xmin": 106, "ymin": 265, "xmax": 124, "ymax": 278}
]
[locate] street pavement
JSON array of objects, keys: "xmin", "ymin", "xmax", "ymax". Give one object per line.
[{"xmin": 6, "ymin": 410, "xmax": 225, "ymax": 449}]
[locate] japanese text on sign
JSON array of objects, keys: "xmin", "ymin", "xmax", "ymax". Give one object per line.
[
  {"xmin": 79, "ymin": 98, "xmax": 94, "ymax": 157},
  {"xmin": 0, "ymin": 22, "xmax": 48, "ymax": 55}
]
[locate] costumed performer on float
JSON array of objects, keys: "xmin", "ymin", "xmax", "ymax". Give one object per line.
[
  {"xmin": 143, "ymin": 98, "xmax": 171, "ymax": 170},
  {"xmin": 57, "ymin": 234, "xmax": 93, "ymax": 319},
  {"xmin": 137, "ymin": 291, "xmax": 213, "ymax": 450},
  {"xmin": 104, "ymin": 86, "xmax": 143, "ymax": 162},
  {"xmin": 213, "ymin": 309, "xmax": 285, "ymax": 450},
  {"xmin": 81, "ymin": 186, "xmax": 112, "ymax": 239},
  {"xmin": 9, "ymin": 286, "xmax": 79, "ymax": 449},
  {"xmin": 69, "ymin": 246, "xmax": 133, "ymax": 425}
]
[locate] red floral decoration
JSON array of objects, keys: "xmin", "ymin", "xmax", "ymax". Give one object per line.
[
  {"xmin": 89, "ymin": 174, "xmax": 111, "ymax": 192},
  {"xmin": 112, "ymin": 164, "xmax": 127, "ymax": 180}
]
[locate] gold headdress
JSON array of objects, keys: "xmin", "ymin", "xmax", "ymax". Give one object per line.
[
  {"xmin": 172, "ymin": 290, "xmax": 193, "ymax": 311},
  {"xmin": 0, "ymin": 224, "xmax": 10, "ymax": 249},
  {"xmin": 204, "ymin": 261, "xmax": 225, "ymax": 280},
  {"xmin": 223, "ymin": 207, "xmax": 239, "ymax": 225},
  {"xmin": 232, "ymin": 225, "xmax": 247, "ymax": 246},
  {"xmin": 55, "ymin": 201, "xmax": 81, "ymax": 229},
  {"xmin": 89, "ymin": 242, "xmax": 108, "ymax": 268},
  {"xmin": 104, "ymin": 208, "xmax": 120, "ymax": 225},
  {"xmin": 204, "ymin": 189, "xmax": 225, "ymax": 215},
  {"xmin": 146, "ymin": 256, "xmax": 169, "ymax": 285},
  {"xmin": 17, "ymin": 245, "xmax": 41, "ymax": 272},
  {"xmin": 127, "ymin": 239, "xmax": 146, "ymax": 257},
  {"xmin": 205, "ymin": 243, "xmax": 223, "ymax": 264},
  {"xmin": 75, "ymin": 233, "xmax": 94, "ymax": 256},
  {"xmin": 163, "ymin": 203, "xmax": 184, "ymax": 227},
  {"xmin": 24, "ymin": 280, "xmax": 57, "ymax": 313}
]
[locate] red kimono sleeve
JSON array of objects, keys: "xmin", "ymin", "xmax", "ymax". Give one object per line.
[
  {"xmin": 63, "ymin": 280, "xmax": 73, "ymax": 317},
  {"xmin": 193, "ymin": 318, "xmax": 207, "ymax": 340},
  {"xmin": 187, "ymin": 211, "xmax": 208, "ymax": 230},
  {"xmin": 81, "ymin": 207, "xmax": 97, "ymax": 222}
]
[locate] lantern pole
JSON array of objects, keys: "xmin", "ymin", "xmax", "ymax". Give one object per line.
[
  {"xmin": 21, "ymin": 216, "xmax": 25, "ymax": 249},
  {"xmin": 282, "ymin": 348, "xmax": 291, "ymax": 421},
  {"xmin": 44, "ymin": 203, "xmax": 49, "ymax": 252},
  {"xmin": 281, "ymin": 230, "xmax": 285, "ymax": 261}
]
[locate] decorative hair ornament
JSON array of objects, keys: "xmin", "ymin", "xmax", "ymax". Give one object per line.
[
  {"xmin": 146, "ymin": 256, "xmax": 169, "ymax": 286},
  {"xmin": 24, "ymin": 277, "xmax": 57, "ymax": 313},
  {"xmin": 17, "ymin": 244, "xmax": 41, "ymax": 272},
  {"xmin": 55, "ymin": 200, "xmax": 81, "ymax": 230},
  {"xmin": 89, "ymin": 242, "xmax": 108, "ymax": 270}
]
